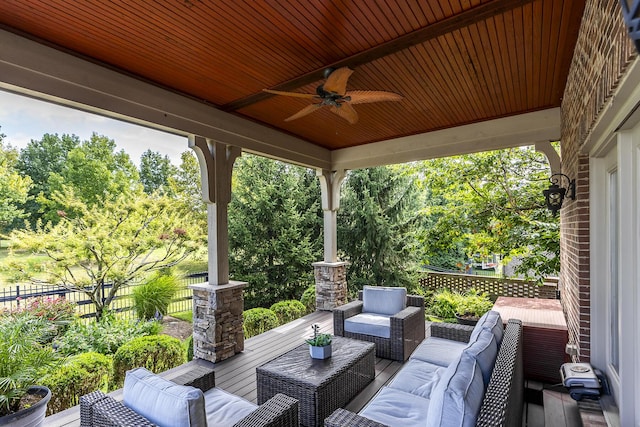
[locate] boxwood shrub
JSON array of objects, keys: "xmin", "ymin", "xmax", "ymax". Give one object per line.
[
  {"xmin": 300, "ymin": 285, "xmax": 316, "ymax": 314},
  {"xmin": 111, "ymin": 335, "xmax": 185, "ymax": 389},
  {"xmin": 42, "ymin": 352, "xmax": 112, "ymax": 415},
  {"xmin": 243, "ymin": 308, "xmax": 278, "ymax": 338},
  {"xmin": 269, "ymin": 300, "xmax": 306, "ymax": 325}
]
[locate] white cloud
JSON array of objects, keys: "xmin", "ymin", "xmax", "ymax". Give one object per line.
[{"xmin": 0, "ymin": 90, "xmax": 188, "ymax": 165}]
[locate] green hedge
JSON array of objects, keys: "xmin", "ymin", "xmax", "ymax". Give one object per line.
[
  {"xmin": 111, "ymin": 335, "xmax": 185, "ymax": 389},
  {"xmin": 243, "ymin": 308, "xmax": 278, "ymax": 338},
  {"xmin": 300, "ymin": 286, "xmax": 316, "ymax": 314},
  {"xmin": 42, "ymin": 352, "xmax": 112, "ymax": 415},
  {"xmin": 269, "ymin": 300, "xmax": 306, "ymax": 325}
]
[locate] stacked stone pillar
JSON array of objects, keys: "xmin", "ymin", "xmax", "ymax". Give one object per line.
[
  {"xmin": 313, "ymin": 261, "xmax": 348, "ymax": 310},
  {"xmin": 189, "ymin": 281, "xmax": 247, "ymax": 363}
]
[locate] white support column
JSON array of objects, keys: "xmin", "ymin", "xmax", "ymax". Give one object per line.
[
  {"xmin": 316, "ymin": 169, "xmax": 346, "ymax": 262},
  {"xmin": 313, "ymin": 169, "xmax": 348, "ymax": 310},
  {"xmin": 535, "ymin": 141, "xmax": 562, "ymax": 175},
  {"xmin": 189, "ymin": 135, "xmax": 240, "ymax": 285}
]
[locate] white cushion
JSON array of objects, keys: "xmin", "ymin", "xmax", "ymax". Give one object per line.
[
  {"xmin": 203, "ymin": 387, "xmax": 257, "ymax": 427},
  {"xmin": 410, "ymin": 337, "xmax": 467, "ymax": 367},
  {"xmin": 360, "ymin": 386, "xmax": 430, "ymax": 427},
  {"xmin": 426, "ymin": 352, "xmax": 485, "ymax": 427},
  {"xmin": 362, "ymin": 286, "xmax": 407, "ymax": 315},
  {"xmin": 344, "ymin": 313, "xmax": 391, "ymax": 338},
  {"xmin": 470, "ymin": 310, "xmax": 503, "ymax": 345},
  {"xmin": 123, "ymin": 367, "xmax": 207, "ymax": 427},
  {"xmin": 388, "ymin": 359, "xmax": 446, "ymax": 399},
  {"xmin": 463, "ymin": 329, "xmax": 497, "ymax": 386}
]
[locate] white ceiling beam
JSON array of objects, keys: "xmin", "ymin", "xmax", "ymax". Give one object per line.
[
  {"xmin": 0, "ymin": 29, "xmax": 331, "ymax": 170},
  {"xmin": 331, "ymin": 108, "xmax": 561, "ymax": 170}
]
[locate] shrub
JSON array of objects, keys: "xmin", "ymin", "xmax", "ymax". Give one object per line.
[
  {"xmin": 131, "ymin": 274, "xmax": 179, "ymax": 320},
  {"xmin": 300, "ymin": 285, "xmax": 316, "ymax": 314},
  {"xmin": 42, "ymin": 352, "xmax": 112, "ymax": 415},
  {"xmin": 270, "ymin": 300, "xmax": 306, "ymax": 325},
  {"xmin": 456, "ymin": 288, "xmax": 493, "ymax": 318},
  {"xmin": 6, "ymin": 296, "xmax": 77, "ymax": 342},
  {"xmin": 54, "ymin": 312, "xmax": 161, "ymax": 356},
  {"xmin": 243, "ymin": 308, "xmax": 278, "ymax": 338},
  {"xmin": 186, "ymin": 335, "xmax": 194, "ymax": 361},
  {"xmin": 428, "ymin": 288, "xmax": 493, "ymax": 322},
  {"xmin": 112, "ymin": 335, "xmax": 185, "ymax": 389},
  {"xmin": 429, "ymin": 289, "xmax": 461, "ymax": 321}
]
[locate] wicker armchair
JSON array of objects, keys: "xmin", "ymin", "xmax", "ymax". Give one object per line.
[
  {"xmin": 333, "ymin": 287, "xmax": 425, "ymax": 361},
  {"xmin": 79, "ymin": 367, "xmax": 299, "ymax": 427}
]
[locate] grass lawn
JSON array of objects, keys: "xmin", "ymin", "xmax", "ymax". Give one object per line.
[{"xmin": 171, "ymin": 310, "xmax": 193, "ymax": 323}]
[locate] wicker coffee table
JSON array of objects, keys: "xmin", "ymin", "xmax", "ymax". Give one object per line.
[{"xmin": 257, "ymin": 336, "xmax": 375, "ymax": 427}]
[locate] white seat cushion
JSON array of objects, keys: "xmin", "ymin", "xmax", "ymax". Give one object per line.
[
  {"xmin": 387, "ymin": 359, "xmax": 446, "ymax": 399},
  {"xmin": 344, "ymin": 312, "xmax": 391, "ymax": 338},
  {"xmin": 362, "ymin": 286, "xmax": 407, "ymax": 315},
  {"xmin": 203, "ymin": 387, "xmax": 257, "ymax": 427},
  {"xmin": 123, "ymin": 367, "xmax": 207, "ymax": 427},
  {"xmin": 410, "ymin": 337, "xmax": 467, "ymax": 367},
  {"xmin": 426, "ymin": 352, "xmax": 485, "ymax": 427},
  {"xmin": 359, "ymin": 386, "xmax": 430, "ymax": 427}
]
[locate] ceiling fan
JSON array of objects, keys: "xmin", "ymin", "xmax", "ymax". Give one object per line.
[{"xmin": 263, "ymin": 67, "xmax": 403, "ymax": 124}]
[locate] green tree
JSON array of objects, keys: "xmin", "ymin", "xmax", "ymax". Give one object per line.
[
  {"xmin": 167, "ymin": 151, "xmax": 206, "ymax": 221},
  {"xmin": 16, "ymin": 133, "xmax": 79, "ymax": 223},
  {"xmin": 338, "ymin": 165, "xmax": 422, "ymax": 292},
  {"xmin": 139, "ymin": 149, "xmax": 177, "ymax": 194},
  {"xmin": 6, "ymin": 188, "xmax": 206, "ymax": 320},
  {"xmin": 228, "ymin": 154, "xmax": 322, "ymax": 308},
  {"xmin": 419, "ymin": 147, "xmax": 557, "ymax": 281},
  {"xmin": 0, "ymin": 134, "xmax": 32, "ymax": 232}
]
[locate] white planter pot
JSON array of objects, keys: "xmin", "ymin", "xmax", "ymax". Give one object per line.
[
  {"xmin": 309, "ymin": 344, "xmax": 332, "ymax": 359},
  {"xmin": 0, "ymin": 386, "xmax": 51, "ymax": 427}
]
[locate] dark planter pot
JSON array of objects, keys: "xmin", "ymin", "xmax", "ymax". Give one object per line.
[
  {"xmin": 0, "ymin": 386, "xmax": 51, "ymax": 427},
  {"xmin": 455, "ymin": 313, "xmax": 479, "ymax": 326}
]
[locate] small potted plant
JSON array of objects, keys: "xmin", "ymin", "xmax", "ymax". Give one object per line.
[
  {"xmin": 0, "ymin": 312, "xmax": 62, "ymax": 426},
  {"xmin": 305, "ymin": 324, "xmax": 332, "ymax": 359}
]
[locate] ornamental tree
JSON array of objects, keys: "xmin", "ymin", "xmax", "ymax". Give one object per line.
[{"xmin": 6, "ymin": 187, "xmax": 206, "ymax": 320}]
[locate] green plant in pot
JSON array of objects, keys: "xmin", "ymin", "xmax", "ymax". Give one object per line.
[
  {"xmin": 454, "ymin": 289, "xmax": 493, "ymax": 326},
  {"xmin": 0, "ymin": 312, "xmax": 62, "ymax": 426},
  {"xmin": 305, "ymin": 324, "xmax": 332, "ymax": 360}
]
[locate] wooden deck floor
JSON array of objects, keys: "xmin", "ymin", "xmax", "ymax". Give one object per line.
[{"xmin": 44, "ymin": 311, "xmax": 403, "ymax": 426}]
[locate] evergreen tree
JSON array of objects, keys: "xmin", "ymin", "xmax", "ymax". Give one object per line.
[
  {"xmin": 0, "ymin": 133, "xmax": 32, "ymax": 232},
  {"xmin": 139, "ymin": 149, "xmax": 177, "ymax": 194}
]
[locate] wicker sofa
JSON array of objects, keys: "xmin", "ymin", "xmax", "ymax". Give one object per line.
[
  {"xmin": 333, "ymin": 286, "xmax": 426, "ymax": 361},
  {"xmin": 79, "ymin": 366, "xmax": 299, "ymax": 427},
  {"xmin": 325, "ymin": 313, "xmax": 524, "ymax": 427}
]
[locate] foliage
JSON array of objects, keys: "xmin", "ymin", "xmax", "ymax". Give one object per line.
[
  {"xmin": 15, "ymin": 133, "xmax": 79, "ymax": 226},
  {"xmin": 305, "ymin": 324, "xmax": 331, "ymax": 347},
  {"xmin": 242, "ymin": 307, "xmax": 279, "ymax": 338},
  {"xmin": 428, "ymin": 288, "xmax": 493, "ymax": 322},
  {"xmin": 229, "ymin": 154, "xmax": 322, "ymax": 309},
  {"xmin": 139, "ymin": 149, "xmax": 177, "ymax": 194},
  {"xmin": 172, "ymin": 310, "xmax": 193, "ymax": 323},
  {"xmin": 111, "ymin": 335, "xmax": 185, "ymax": 389},
  {"xmin": 300, "ymin": 285, "xmax": 316, "ymax": 314},
  {"xmin": 131, "ymin": 273, "xmax": 179, "ymax": 320},
  {"xmin": 0, "ymin": 313, "xmax": 62, "ymax": 417},
  {"xmin": 338, "ymin": 166, "xmax": 422, "ymax": 292},
  {"xmin": 53, "ymin": 313, "xmax": 161, "ymax": 356},
  {"xmin": 186, "ymin": 335, "xmax": 194, "ymax": 361},
  {"xmin": 6, "ymin": 188, "xmax": 206, "ymax": 320},
  {"xmin": 42, "ymin": 352, "xmax": 112, "ymax": 415},
  {"xmin": 417, "ymin": 147, "xmax": 558, "ymax": 282},
  {"xmin": 167, "ymin": 151, "xmax": 207, "ymax": 223},
  {"xmin": 0, "ymin": 135, "xmax": 32, "ymax": 233},
  {"xmin": 269, "ymin": 300, "xmax": 306, "ymax": 325},
  {"xmin": 9, "ymin": 296, "xmax": 77, "ymax": 342}
]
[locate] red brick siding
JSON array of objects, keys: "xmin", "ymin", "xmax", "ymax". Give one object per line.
[{"xmin": 560, "ymin": 0, "xmax": 635, "ymax": 362}]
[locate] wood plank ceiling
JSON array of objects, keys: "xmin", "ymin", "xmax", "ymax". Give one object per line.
[{"xmin": 0, "ymin": 0, "xmax": 585, "ymax": 151}]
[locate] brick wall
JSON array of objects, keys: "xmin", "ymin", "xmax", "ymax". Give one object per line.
[{"xmin": 560, "ymin": 0, "xmax": 635, "ymax": 362}]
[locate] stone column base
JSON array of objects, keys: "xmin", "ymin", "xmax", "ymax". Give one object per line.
[
  {"xmin": 189, "ymin": 281, "xmax": 247, "ymax": 363},
  {"xmin": 312, "ymin": 261, "xmax": 348, "ymax": 310}
]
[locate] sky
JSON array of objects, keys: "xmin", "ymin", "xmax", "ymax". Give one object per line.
[{"xmin": 0, "ymin": 89, "xmax": 188, "ymax": 166}]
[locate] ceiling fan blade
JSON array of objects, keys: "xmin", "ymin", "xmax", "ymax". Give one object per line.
[
  {"xmin": 284, "ymin": 104, "xmax": 323, "ymax": 121},
  {"xmin": 263, "ymin": 89, "xmax": 317, "ymax": 99},
  {"xmin": 331, "ymin": 103, "xmax": 359, "ymax": 124},
  {"xmin": 346, "ymin": 90, "xmax": 403, "ymax": 105},
  {"xmin": 323, "ymin": 67, "xmax": 354, "ymax": 95}
]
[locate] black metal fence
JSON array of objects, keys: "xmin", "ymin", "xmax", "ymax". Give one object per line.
[{"xmin": 0, "ymin": 272, "xmax": 208, "ymax": 320}]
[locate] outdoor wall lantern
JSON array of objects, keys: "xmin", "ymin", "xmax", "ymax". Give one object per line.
[
  {"xmin": 620, "ymin": 0, "xmax": 640, "ymax": 53},
  {"xmin": 543, "ymin": 173, "xmax": 576, "ymax": 215}
]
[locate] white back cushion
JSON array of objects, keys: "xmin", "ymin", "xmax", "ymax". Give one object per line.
[
  {"xmin": 470, "ymin": 310, "xmax": 503, "ymax": 346},
  {"xmin": 362, "ymin": 286, "xmax": 407, "ymax": 315},
  {"xmin": 463, "ymin": 329, "xmax": 498, "ymax": 386},
  {"xmin": 124, "ymin": 367, "xmax": 207, "ymax": 427}
]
